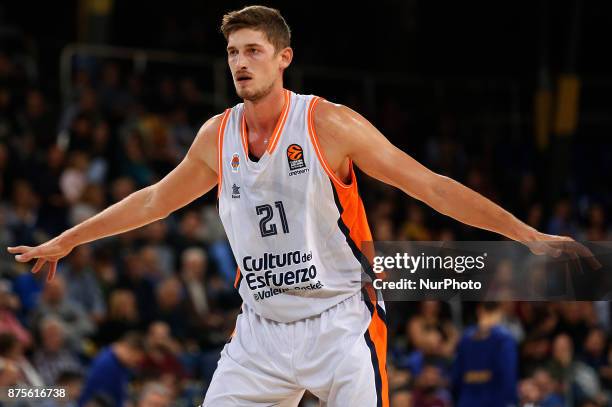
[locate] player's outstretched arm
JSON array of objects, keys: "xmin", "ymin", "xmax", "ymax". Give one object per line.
[
  {"xmin": 313, "ymin": 101, "xmax": 599, "ymax": 265},
  {"xmin": 7, "ymin": 114, "xmax": 223, "ymax": 280}
]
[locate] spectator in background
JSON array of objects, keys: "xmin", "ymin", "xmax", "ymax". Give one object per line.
[
  {"xmin": 168, "ymin": 107, "xmax": 195, "ymax": 159},
  {"xmin": 547, "ymin": 198, "xmax": 578, "ymax": 237},
  {"xmin": 63, "ymin": 245, "xmax": 105, "ymax": 323},
  {"xmin": 78, "ymin": 332, "xmax": 145, "ymax": 407},
  {"xmin": 556, "ymin": 302, "xmax": 596, "ymax": 355},
  {"xmin": 581, "ymin": 328, "xmax": 609, "ymax": 372},
  {"xmin": 408, "ymin": 301, "xmax": 458, "ymax": 359},
  {"xmin": 90, "ymin": 249, "xmax": 117, "ymax": 298},
  {"xmin": 404, "ymin": 326, "xmax": 451, "ymax": 379},
  {"xmin": 86, "ymin": 120, "xmax": 111, "ymax": 184},
  {"xmin": 140, "ymin": 220, "xmax": 174, "ymax": 277},
  {"xmin": 59, "ymin": 87, "xmax": 101, "ymax": 136},
  {"xmin": 152, "ymin": 77, "xmax": 178, "ymax": 113},
  {"xmin": 179, "ymin": 245, "xmax": 231, "ymax": 347},
  {"xmin": 138, "ymin": 245, "xmax": 166, "ymax": 283},
  {"xmin": 60, "ymin": 152, "xmax": 90, "ymax": 205},
  {"xmin": 547, "ymin": 333, "xmax": 602, "ymax": 405},
  {"xmin": 452, "ymin": 302, "xmax": 518, "ymax": 407},
  {"xmin": 17, "ymin": 89, "xmax": 57, "ymax": 150},
  {"xmin": 181, "ymin": 248, "xmax": 209, "ymax": 313},
  {"xmin": 0, "ymin": 354, "xmax": 20, "ymax": 387},
  {"xmin": 141, "ymin": 321, "xmax": 185, "ymax": 396},
  {"xmin": 109, "ymin": 176, "xmax": 136, "ymax": 203},
  {"xmin": 580, "ymin": 203, "xmax": 610, "ymax": 241},
  {"xmin": 97, "ymin": 62, "xmax": 131, "ymax": 116},
  {"xmin": 40, "ymin": 370, "xmax": 83, "ymax": 407},
  {"xmin": 170, "ymin": 210, "xmax": 205, "ymax": 270},
  {"xmin": 33, "ymin": 316, "xmax": 83, "ymax": 385},
  {"xmin": 0, "ymin": 279, "xmax": 32, "ymax": 347},
  {"xmin": 399, "ymin": 202, "xmax": 432, "ymax": 241},
  {"xmin": 601, "ymin": 344, "xmax": 612, "ymax": 394},
  {"xmin": 29, "ymin": 276, "xmax": 95, "ymax": 350},
  {"xmin": 135, "ymin": 381, "xmax": 172, "ymax": 407},
  {"xmin": 10, "ymin": 262, "xmax": 45, "ymax": 317},
  {"xmin": 519, "ymin": 376, "xmax": 543, "ymax": 406},
  {"xmin": 0, "ymin": 332, "xmax": 43, "ymax": 386},
  {"xmin": 95, "ymin": 290, "xmax": 140, "ymax": 347},
  {"xmin": 152, "ymin": 277, "xmax": 188, "ymax": 340},
  {"xmin": 532, "ymin": 368, "xmax": 565, "ymax": 407},
  {"xmin": 120, "ymin": 130, "xmax": 153, "ymax": 188},
  {"xmin": 66, "ymin": 113, "xmax": 94, "ymax": 153},
  {"xmin": 412, "ymin": 364, "xmax": 452, "ymax": 407},
  {"xmin": 116, "ymin": 251, "xmax": 156, "ymax": 325},
  {"xmin": 526, "ymin": 203, "xmax": 544, "ymax": 230},
  {"xmin": 520, "ymin": 333, "xmax": 551, "ymax": 378},
  {"xmin": 69, "ymin": 184, "xmax": 106, "ymax": 226},
  {"xmin": 35, "ymin": 145, "xmax": 69, "ymax": 237},
  {"xmin": 6, "ymin": 179, "xmax": 39, "ymax": 246}
]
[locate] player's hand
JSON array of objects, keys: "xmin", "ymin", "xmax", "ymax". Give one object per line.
[
  {"xmin": 6, "ymin": 236, "xmax": 75, "ymax": 281},
  {"xmin": 524, "ymin": 232, "xmax": 601, "ymax": 270}
]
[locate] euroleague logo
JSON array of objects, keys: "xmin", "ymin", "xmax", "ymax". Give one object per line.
[
  {"xmin": 287, "ymin": 144, "xmax": 308, "ymax": 176},
  {"xmin": 287, "ymin": 144, "xmax": 303, "ymax": 162}
]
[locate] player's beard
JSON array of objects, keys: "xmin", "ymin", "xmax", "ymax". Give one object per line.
[{"xmin": 236, "ymin": 79, "xmax": 275, "ymax": 102}]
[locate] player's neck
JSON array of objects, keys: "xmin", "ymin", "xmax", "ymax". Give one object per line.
[{"xmin": 243, "ymin": 86, "xmax": 286, "ymax": 139}]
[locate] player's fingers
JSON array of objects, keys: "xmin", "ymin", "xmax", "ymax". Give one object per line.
[
  {"xmin": 7, "ymin": 246, "xmax": 32, "ymax": 254},
  {"xmin": 544, "ymin": 243, "xmax": 562, "ymax": 257},
  {"xmin": 555, "ymin": 240, "xmax": 602, "ymax": 270},
  {"xmin": 572, "ymin": 242, "xmax": 602, "ymax": 270},
  {"xmin": 47, "ymin": 262, "xmax": 58, "ymax": 282},
  {"xmin": 15, "ymin": 247, "xmax": 44, "ymax": 262},
  {"xmin": 31, "ymin": 258, "xmax": 47, "ymax": 274}
]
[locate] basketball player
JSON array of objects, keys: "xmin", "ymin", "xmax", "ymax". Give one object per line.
[{"xmin": 7, "ymin": 5, "xmax": 592, "ymax": 406}]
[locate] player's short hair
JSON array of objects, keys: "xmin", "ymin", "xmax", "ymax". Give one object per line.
[{"xmin": 220, "ymin": 5, "xmax": 291, "ymax": 53}]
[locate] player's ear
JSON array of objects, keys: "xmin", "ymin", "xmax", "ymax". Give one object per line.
[{"xmin": 279, "ymin": 47, "xmax": 293, "ymax": 69}]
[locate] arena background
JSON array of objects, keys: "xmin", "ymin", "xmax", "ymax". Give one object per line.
[{"xmin": 0, "ymin": 1, "xmax": 611, "ymax": 406}]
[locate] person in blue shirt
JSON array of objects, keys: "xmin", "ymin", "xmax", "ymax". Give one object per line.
[
  {"xmin": 452, "ymin": 301, "xmax": 518, "ymax": 407},
  {"xmin": 78, "ymin": 331, "xmax": 145, "ymax": 407}
]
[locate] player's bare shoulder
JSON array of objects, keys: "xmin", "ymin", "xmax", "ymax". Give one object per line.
[
  {"xmin": 187, "ymin": 112, "xmax": 227, "ymax": 174},
  {"xmin": 311, "ymin": 99, "xmax": 370, "ymax": 170}
]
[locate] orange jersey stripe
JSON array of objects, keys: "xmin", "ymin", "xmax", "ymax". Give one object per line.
[
  {"xmin": 216, "ymin": 109, "xmax": 232, "ymax": 198},
  {"xmin": 364, "ymin": 285, "xmax": 389, "ymax": 407},
  {"xmin": 307, "ymin": 97, "xmax": 353, "ymax": 189},
  {"xmin": 240, "ymin": 89, "xmax": 291, "ymax": 157},
  {"xmin": 234, "ymin": 266, "xmax": 241, "ymax": 289},
  {"xmin": 267, "ymin": 89, "xmax": 291, "ymax": 153}
]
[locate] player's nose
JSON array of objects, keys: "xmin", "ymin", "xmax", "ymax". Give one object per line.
[{"xmin": 233, "ymin": 52, "xmax": 248, "ymax": 71}]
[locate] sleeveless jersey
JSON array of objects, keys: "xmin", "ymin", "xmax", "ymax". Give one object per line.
[{"xmin": 217, "ymin": 89, "xmax": 375, "ymax": 322}]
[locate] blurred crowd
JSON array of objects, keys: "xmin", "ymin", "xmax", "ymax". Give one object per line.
[{"xmin": 1, "ymin": 22, "xmax": 612, "ymax": 406}]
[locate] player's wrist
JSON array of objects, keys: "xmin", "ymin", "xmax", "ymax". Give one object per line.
[
  {"xmin": 511, "ymin": 223, "xmax": 539, "ymax": 243},
  {"xmin": 56, "ymin": 230, "xmax": 78, "ymax": 251}
]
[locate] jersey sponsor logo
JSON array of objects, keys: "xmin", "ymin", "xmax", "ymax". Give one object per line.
[
  {"xmin": 241, "ymin": 250, "xmax": 324, "ymax": 300},
  {"xmin": 232, "ymin": 184, "xmax": 240, "ymax": 198},
  {"xmin": 253, "ymin": 281, "xmax": 323, "ymax": 301},
  {"xmin": 246, "ymin": 264, "xmax": 318, "ymax": 291},
  {"xmin": 242, "ymin": 250, "xmax": 312, "ymax": 272},
  {"xmin": 231, "ymin": 153, "xmax": 240, "ymax": 173},
  {"xmin": 287, "ymin": 144, "xmax": 309, "ymax": 176}
]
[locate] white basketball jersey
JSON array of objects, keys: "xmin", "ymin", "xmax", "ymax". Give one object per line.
[{"xmin": 217, "ymin": 89, "xmax": 375, "ymax": 322}]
